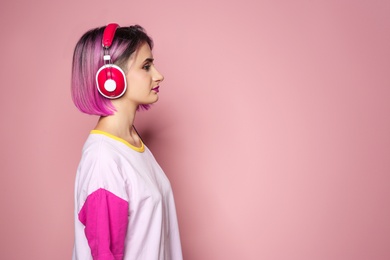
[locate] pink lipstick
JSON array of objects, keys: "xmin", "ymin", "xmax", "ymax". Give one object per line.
[{"xmin": 152, "ymin": 86, "xmax": 160, "ymax": 93}]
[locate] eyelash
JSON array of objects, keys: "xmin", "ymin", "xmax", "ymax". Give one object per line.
[{"xmin": 143, "ymin": 64, "xmax": 151, "ymax": 71}]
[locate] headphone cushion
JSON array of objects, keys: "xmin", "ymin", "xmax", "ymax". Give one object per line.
[{"xmin": 96, "ymin": 64, "xmax": 127, "ymax": 99}]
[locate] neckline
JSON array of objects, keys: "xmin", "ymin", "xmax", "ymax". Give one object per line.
[{"xmin": 90, "ymin": 129, "xmax": 145, "ymax": 153}]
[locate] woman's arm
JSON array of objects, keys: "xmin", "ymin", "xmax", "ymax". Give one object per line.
[{"xmin": 78, "ymin": 188, "xmax": 129, "ymax": 260}]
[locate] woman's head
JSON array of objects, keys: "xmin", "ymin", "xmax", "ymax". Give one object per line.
[{"xmin": 71, "ymin": 24, "xmax": 154, "ymax": 116}]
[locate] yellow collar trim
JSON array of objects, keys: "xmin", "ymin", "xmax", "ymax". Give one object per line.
[{"xmin": 90, "ymin": 129, "xmax": 145, "ymax": 153}]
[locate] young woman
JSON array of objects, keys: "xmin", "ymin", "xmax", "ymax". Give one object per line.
[{"xmin": 71, "ymin": 23, "xmax": 182, "ymax": 260}]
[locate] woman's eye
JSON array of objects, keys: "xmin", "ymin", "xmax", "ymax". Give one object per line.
[{"xmin": 143, "ymin": 64, "xmax": 151, "ymax": 71}]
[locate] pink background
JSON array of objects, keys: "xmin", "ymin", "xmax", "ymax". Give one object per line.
[{"xmin": 1, "ymin": 0, "xmax": 389, "ymax": 259}]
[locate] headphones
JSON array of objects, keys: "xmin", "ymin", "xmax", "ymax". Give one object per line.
[{"xmin": 96, "ymin": 23, "xmax": 127, "ymax": 99}]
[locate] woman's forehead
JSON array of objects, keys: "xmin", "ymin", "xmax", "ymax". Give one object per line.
[
  {"xmin": 134, "ymin": 43, "xmax": 153, "ymax": 62},
  {"xmin": 126, "ymin": 43, "xmax": 153, "ymax": 68}
]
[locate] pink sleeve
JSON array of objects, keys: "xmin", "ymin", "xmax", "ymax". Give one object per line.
[{"xmin": 78, "ymin": 188, "xmax": 129, "ymax": 260}]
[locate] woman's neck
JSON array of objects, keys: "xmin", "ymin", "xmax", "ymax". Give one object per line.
[{"xmin": 94, "ymin": 101, "xmax": 142, "ymax": 147}]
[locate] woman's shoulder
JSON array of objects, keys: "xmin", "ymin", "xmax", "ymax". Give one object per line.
[
  {"xmin": 77, "ymin": 134, "xmax": 126, "ymax": 183},
  {"xmin": 81, "ymin": 133, "xmax": 123, "ymax": 161},
  {"xmin": 75, "ymin": 134, "xmax": 130, "ymax": 204}
]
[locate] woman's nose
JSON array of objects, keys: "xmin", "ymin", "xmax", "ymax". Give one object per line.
[{"xmin": 154, "ymin": 67, "xmax": 164, "ymax": 82}]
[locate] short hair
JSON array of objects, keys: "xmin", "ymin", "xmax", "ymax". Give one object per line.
[{"xmin": 71, "ymin": 25, "xmax": 154, "ymax": 116}]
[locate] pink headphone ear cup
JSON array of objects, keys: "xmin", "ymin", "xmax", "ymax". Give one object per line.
[{"xmin": 96, "ymin": 64, "xmax": 127, "ymax": 99}]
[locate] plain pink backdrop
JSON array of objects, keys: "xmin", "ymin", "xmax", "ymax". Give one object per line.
[{"xmin": 1, "ymin": 0, "xmax": 389, "ymax": 259}]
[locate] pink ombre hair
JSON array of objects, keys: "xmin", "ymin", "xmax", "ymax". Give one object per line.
[{"xmin": 71, "ymin": 25, "xmax": 154, "ymax": 116}]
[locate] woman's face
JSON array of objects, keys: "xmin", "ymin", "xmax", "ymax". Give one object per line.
[{"xmin": 123, "ymin": 43, "xmax": 164, "ymax": 106}]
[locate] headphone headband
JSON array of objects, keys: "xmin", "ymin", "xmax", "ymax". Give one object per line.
[
  {"xmin": 96, "ymin": 23, "xmax": 127, "ymax": 99},
  {"xmin": 102, "ymin": 23, "xmax": 119, "ymax": 48}
]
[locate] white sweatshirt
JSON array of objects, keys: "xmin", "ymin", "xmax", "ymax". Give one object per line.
[{"xmin": 73, "ymin": 130, "xmax": 182, "ymax": 260}]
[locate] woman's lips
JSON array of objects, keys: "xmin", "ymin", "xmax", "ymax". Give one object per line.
[{"xmin": 152, "ymin": 86, "xmax": 160, "ymax": 93}]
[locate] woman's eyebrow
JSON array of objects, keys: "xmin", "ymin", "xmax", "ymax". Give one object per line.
[{"xmin": 143, "ymin": 58, "xmax": 154, "ymax": 63}]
